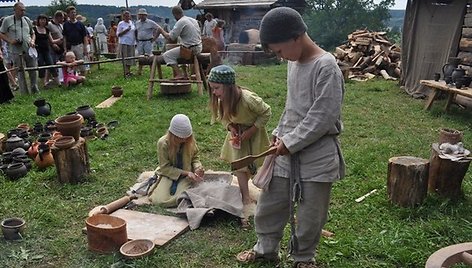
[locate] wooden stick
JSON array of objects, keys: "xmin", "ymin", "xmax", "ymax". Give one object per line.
[{"xmin": 355, "ymin": 189, "xmax": 378, "ymax": 202}]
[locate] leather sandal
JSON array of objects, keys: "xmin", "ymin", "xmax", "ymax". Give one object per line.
[{"xmin": 236, "ymin": 249, "xmax": 279, "ymax": 264}]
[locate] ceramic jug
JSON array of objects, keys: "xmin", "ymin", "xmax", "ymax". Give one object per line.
[
  {"xmin": 451, "ymin": 68, "xmax": 466, "ymax": 84},
  {"xmin": 35, "ymin": 143, "xmax": 54, "ymax": 169},
  {"xmin": 442, "ymin": 57, "xmax": 461, "ymax": 82},
  {"xmin": 34, "ymin": 98, "xmax": 52, "ymax": 116}
]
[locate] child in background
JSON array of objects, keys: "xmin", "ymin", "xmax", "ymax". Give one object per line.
[
  {"xmin": 208, "ymin": 64, "xmax": 271, "ymax": 227},
  {"xmin": 57, "ymin": 51, "xmax": 85, "ymax": 87},
  {"xmin": 149, "ymin": 114, "xmax": 205, "ymax": 207},
  {"xmin": 236, "ymin": 7, "xmax": 345, "ymax": 268},
  {"xmin": 212, "ymin": 19, "xmax": 225, "ymax": 51}
]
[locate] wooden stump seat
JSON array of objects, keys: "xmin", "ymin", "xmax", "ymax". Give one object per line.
[
  {"xmin": 428, "ymin": 143, "xmax": 471, "ymax": 199},
  {"xmin": 387, "ymin": 156, "xmax": 429, "ymax": 207},
  {"xmin": 51, "ymin": 137, "xmax": 90, "ymax": 184}
]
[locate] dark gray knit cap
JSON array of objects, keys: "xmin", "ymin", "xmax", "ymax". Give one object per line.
[{"xmin": 259, "ymin": 7, "xmax": 307, "ymax": 45}]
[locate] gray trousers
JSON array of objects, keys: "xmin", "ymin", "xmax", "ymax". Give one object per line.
[
  {"xmin": 253, "ymin": 176, "xmax": 332, "ymax": 263},
  {"xmin": 12, "ymin": 52, "xmax": 38, "ymax": 94}
]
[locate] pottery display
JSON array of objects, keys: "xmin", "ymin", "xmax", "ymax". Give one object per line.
[
  {"xmin": 54, "ymin": 136, "xmax": 76, "ymax": 149},
  {"xmin": 55, "ymin": 114, "xmax": 83, "ymax": 141},
  {"xmin": 34, "ymin": 98, "xmax": 52, "ymax": 116},
  {"xmin": 5, "ymin": 162, "xmax": 28, "ymax": 180},
  {"xmin": 111, "ymin": 86, "xmax": 123, "ymax": 97},
  {"xmin": 442, "ymin": 57, "xmax": 461, "ymax": 83},
  {"xmin": 76, "ymin": 105, "xmax": 96, "ymax": 121},
  {"xmin": 1, "ymin": 217, "xmax": 25, "ymax": 240},
  {"xmin": 35, "ymin": 143, "xmax": 54, "ymax": 169},
  {"xmin": 5, "ymin": 134, "xmax": 25, "ymax": 152}
]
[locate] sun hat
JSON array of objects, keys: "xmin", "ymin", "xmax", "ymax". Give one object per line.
[
  {"xmin": 169, "ymin": 114, "xmax": 192, "ymax": 139},
  {"xmin": 259, "ymin": 7, "xmax": 307, "ymax": 45},
  {"xmin": 207, "ymin": 65, "xmax": 235, "ymax": 85},
  {"xmin": 137, "ymin": 8, "xmax": 148, "ymax": 15}
]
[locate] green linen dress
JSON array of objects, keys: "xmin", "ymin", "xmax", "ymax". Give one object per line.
[
  {"xmin": 219, "ymin": 88, "xmax": 271, "ymax": 167},
  {"xmin": 149, "ymin": 134, "xmax": 203, "ymax": 207}
]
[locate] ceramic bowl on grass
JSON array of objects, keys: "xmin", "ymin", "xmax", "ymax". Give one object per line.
[{"xmin": 120, "ymin": 239, "xmax": 155, "ymax": 259}]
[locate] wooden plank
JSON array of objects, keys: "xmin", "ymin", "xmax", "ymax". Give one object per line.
[
  {"xmin": 420, "ymin": 80, "xmax": 472, "ymax": 98},
  {"xmin": 96, "ymin": 96, "xmax": 122, "ymax": 108},
  {"xmin": 110, "ymin": 209, "xmax": 189, "ymax": 246}
]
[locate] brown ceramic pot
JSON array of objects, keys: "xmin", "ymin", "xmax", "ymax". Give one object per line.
[
  {"xmin": 55, "ymin": 114, "xmax": 82, "ymax": 141},
  {"xmin": 54, "ymin": 136, "xmax": 76, "ymax": 149},
  {"xmin": 111, "ymin": 86, "xmax": 123, "ymax": 97}
]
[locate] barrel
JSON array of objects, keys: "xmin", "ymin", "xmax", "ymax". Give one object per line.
[{"xmin": 85, "ymin": 214, "xmax": 127, "ymax": 254}]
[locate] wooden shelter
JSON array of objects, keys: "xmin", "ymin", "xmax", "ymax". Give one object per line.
[
  {"xmin": 195, "ymin": 0, "xmax": 306, "ymax": 44},
  {"xmin": 400, "ymin": 0, "xmax": 471, "ymax": 101}
]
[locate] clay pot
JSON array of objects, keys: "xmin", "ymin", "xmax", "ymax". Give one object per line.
[
  {"xmin": 54, "ymin": 136, "xmax": 76, "ymax": 149},
  {"xmin": 451, "ymin": 68, "xmax": 466, "ymax": 84},
  {"xmin": 1, "ymin": 218, "xmax": 26, "ymax": 240},
  {"xmin": 433, "ymin": 73, "xmax": 440, "ymax": 81},
  {"xmin": 37, "ymin": 133, "xmax": 52, "ymax": 143},
  {"xmin": 442, "ymin": 57, "xmax": 461, "ymax": 81},
  {"xmin": 13, "ymin": 155, "xmax": 32, "ymax": 170},
  {"xmin": 439, "ymin": 128, "xmax": 463, "ymax": 145},
  {"xmin": 80, "ymin": 126, "xmax": 93, "ymax": 137},
  {"xmin": 96, "ymin": 126, "xmax": 109, "ymax": 138},
  {"xmin": 76, "ymin": 105, "xmax": 96, "ymax": 121},
  {"xmin": 111, "ymin": 86, "xmax": 123, "ymax": 97},
  {"xmin": 35, "ymin": 143, "xmax": 54, "ymax": 169},
  {"xmin": 55, "ymin": 114, "xmax": 83, "ymax": 141},
  {"xmin": 5, "ymin": 162, "xmax": 28, "ymax": 180},
  {"xmin": 5, "ymin": 134, "xmax": 25, "ymax": 152},
  {"xmin": 27, "ymin": 142, "xmax": 39, "ymax": 159},
  {"xmin": 2, "ymin": 152, "xmax": 13, "ymax": 164},
  {"xmin": 16, "ymin": 123, "xmax": 30, "ymax": 131},
  {"xmin": 11, "ymin": 147, "xmax": 27, "ymax": 158},
  {"xmin": 32, "ymin": 122, "xmax": 43, "ymax": 134}
]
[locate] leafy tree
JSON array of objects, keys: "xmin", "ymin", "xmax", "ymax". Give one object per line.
[
  {"xmin": 47, "ymin": 0, "xmax": 78, "ymax": 16},
  {"xmin": 304, "ymin": 0, "xmax": 395, "ymax": 51}
]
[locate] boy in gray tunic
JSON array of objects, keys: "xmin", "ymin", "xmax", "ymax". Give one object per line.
[{"xmin": 236, "ymin": 7, "xmax": 345, "ymax": 268}]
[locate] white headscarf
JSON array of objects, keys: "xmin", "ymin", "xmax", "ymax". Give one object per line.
[{"xmin": 95, "ymin": 18, "xmax": 104, "ymax": 28}]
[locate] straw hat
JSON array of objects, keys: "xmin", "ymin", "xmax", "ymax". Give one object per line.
[{"xmin": 137, "ymin": 8, "xmax": 148, "ymax": 15}]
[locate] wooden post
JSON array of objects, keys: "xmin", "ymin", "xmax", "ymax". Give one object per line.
[
  {"xmin": 387, "ymin": 156, "xmax": 429, "ymax": 207},
  {"xmin": 51, "ymin": 137, "xmax": 90, "ymax": 184},
  {"xmin": 428, "ymin": 143, "xmax": 471, "ymax": 199}
]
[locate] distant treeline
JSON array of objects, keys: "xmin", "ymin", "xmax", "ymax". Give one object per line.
[{"xmin": 0, "ymin": 4, "xmax": 199, "ymax": 27}]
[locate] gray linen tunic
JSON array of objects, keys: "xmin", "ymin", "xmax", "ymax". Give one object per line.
[{"xmin": 273, "ymin": 52, "xmax": 345, "ymax": 182}]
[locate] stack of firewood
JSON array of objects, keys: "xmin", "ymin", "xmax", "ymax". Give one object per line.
[{"xmin": 335, "ymin": 29, "xmax": 401, "ymax": 81}]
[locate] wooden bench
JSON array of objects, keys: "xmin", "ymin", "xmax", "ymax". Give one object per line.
[
  {"xmin": 146, "ymin": 53, "xmax": 211, "ymax": 100},
  {"xmin": 420, "ymin": 80, "xmax": 472, "ymax": 111}
]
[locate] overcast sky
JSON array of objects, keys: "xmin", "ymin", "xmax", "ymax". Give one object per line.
[{"xmin": 0, "ymin": 0, "xmax": 408, "ymax": 10}]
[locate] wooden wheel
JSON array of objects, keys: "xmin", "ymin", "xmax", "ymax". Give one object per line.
[{"xmin": 425, "ymin": 242, "xmax": 472, "ymax": 267}]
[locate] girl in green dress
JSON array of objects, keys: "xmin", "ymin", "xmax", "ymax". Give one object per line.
[
  {"xmin": 149, "ymin": 114, "xmax": 205, "ymax": 207},
  {"xmin": 208, "ymin": 65, "xmax": 271, "ymax": 223}
]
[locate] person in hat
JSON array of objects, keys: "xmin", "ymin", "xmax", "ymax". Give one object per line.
[
  {"xmin": 135, "ymin": 8, "xmax": 160, "ymax": 75},
  {"xmin": 202, "ymin": 12, "xmax": 217, "ymax": 37},
  {"xmin": 208, "ymin": 64, "xmax": 271, "ymax": 228},
  {"xmin": 149, "ymin": 114, "xmax": 205, "ymax": 207},
  {"xmin": 236, "ymin": 7, "xmax": 345, "ymax": 268}
]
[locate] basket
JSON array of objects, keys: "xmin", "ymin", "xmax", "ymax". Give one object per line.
[
  {"xmin": 160, "ymin": 83, "xmax": 191, "ymax": 94},
  {"xmin": 439, "ymin": 128, "xmax": 463, "ymax": 145},
  {"xmin": 85, "ymin": 214, "xmax": 127, "ymax": 254}
]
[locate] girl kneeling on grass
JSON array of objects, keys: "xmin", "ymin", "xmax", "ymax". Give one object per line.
[
  {"xmin": 149, "ymin": 114, "xmax": 205, "ymax": 207},
  {"xmin": 208, "ymin": 65, "xmax": 271, "ymax": 227},
  {"xmin": 57, "ymin": 51, "xmax": 85, "ymax": 87}
]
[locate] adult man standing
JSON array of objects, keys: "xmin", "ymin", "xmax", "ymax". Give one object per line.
[
  {"xmin": 202, "ymin": 13, "xmax": 217, "ymax": 37},
  {"xmin": 0, "ymin": 2, "xmax": 38, "ymax": 94},
  {"xmin": 62, "ymin": 6, "xmax": 87, "ymax": 75},
  {"xmin": 117, "ymin": 11, "xmax": 136, "ymax": 77},
  {"xmin": 159, "ymin": 6, "xmax": 201, "ymax": 79},
  {"xmin": 135, "ymin": 8, "xmax": 159, "ymax": 75},
  {"xmin": 47, "ymin": 10, "xmax": 65, "ymax": 86}
]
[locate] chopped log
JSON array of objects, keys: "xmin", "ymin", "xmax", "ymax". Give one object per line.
[
  {"xmin": 380, "ymin": 69, "xmax": 396, "ymax": 80},
  {"xmin": 387, "ymin": 156, "xmax": 429, "ymax": 207},
  {"xmin": 355, "ymin": 37, "xmax": 372, "ymax": 46},
  {"xmin": 464, "ymin": 17, "xmax": 472, "ymax": 27},
  {"xmin": 363, "ymin": 65, "xmax": 377, "ymax": 74},
  {"xmin": 51, "ymin": 137, "xmax": 90, "ymax": 184},
  {"xmin": 335, "ymin": 47, "xmax": 348, "ymax": 59},
  {"xmin": 458, "ymin": 51, "xmax": 472, "ymax": 66},
  {"xmin": 428, "ymin": 143, "xmax": 471, "ymax": 199},
  {"xmin": 462, "ymin": 27, "xmax": 472, "ymax": 38},
  {"xmin": 459, "ymin": 38, "xmax": 472, "ymax": 52}
]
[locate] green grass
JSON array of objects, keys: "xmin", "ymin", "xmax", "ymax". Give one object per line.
[{"xmin": 0, "ymin": 62, "xmax": 471, "ymax": 268}]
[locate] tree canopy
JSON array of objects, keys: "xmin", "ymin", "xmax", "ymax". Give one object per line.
[{"xmin": 304, "ymin": 0, "xmax": 395, "ymax": 51}]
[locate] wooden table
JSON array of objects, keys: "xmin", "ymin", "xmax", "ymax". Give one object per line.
[{"xmin": 420, "ymin": 80, "xmax": 472, "ymax": 111}]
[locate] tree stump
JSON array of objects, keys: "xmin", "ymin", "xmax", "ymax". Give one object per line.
[
  {"xmin": 51, "ymin": 137, "xmax": 90, "ymax": 184},
  {"xmin": 428, "ymin": 143, "xmax": 471, "ymax": 199},
  {"xmin": 387, "ymin": 156, "xmax": 429, "ymax": 207}
]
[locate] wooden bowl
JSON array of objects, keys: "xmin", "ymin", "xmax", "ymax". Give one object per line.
[
  {"xmin": 160, "ymin": 83, "xmax": 191, "ymax": 94},
  {"xmin": 120, "ymin": 239, "xmax": 155, "ymax": 259}
]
